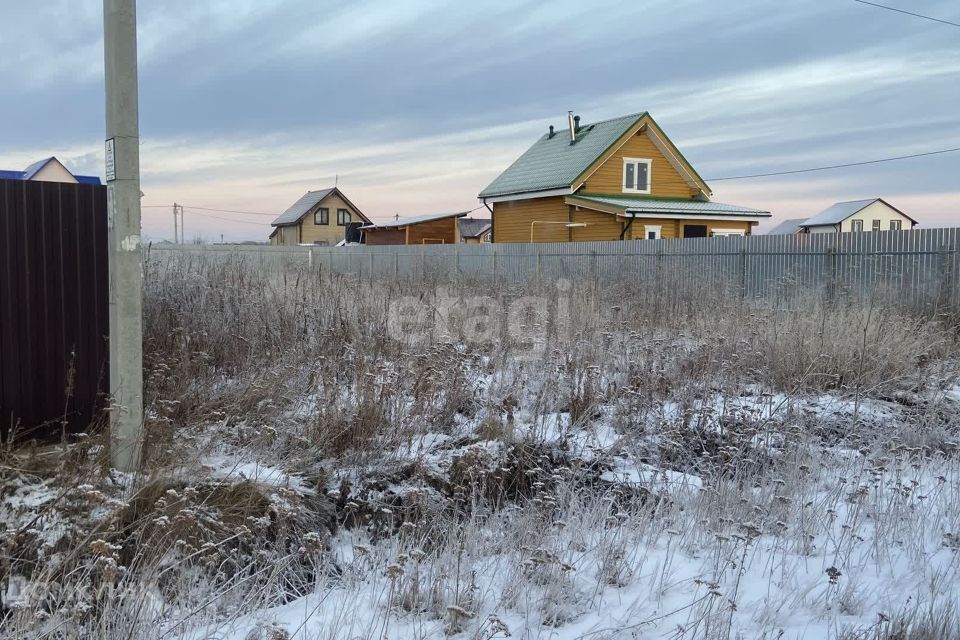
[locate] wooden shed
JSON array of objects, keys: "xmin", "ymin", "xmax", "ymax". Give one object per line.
[{"xmin": 362, "ymin": 211, "xmax": 468, "ymax": 245}]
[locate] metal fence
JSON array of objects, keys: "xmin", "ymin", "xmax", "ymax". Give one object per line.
[
  {"xmin": 148, "ymin": 227, "xmax": 960, "ymax": 313},
  {"xmin": 0, "ymin": 179, "xmax": 109, "ymax": 441}
]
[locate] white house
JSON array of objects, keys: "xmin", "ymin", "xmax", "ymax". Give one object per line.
[
  {"xmin": 0, "ymin": 157, "xmax": 102, "ymax": 185},
  {"xmin": 797, "ymin": 199, "xmax": 916, "ymax": 234}
]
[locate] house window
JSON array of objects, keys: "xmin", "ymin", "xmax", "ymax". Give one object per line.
[
  {"xmin": 890, "ymin": 220, "xmax": 902, "ymax": 231},
  {"xmin": 314, "ymin": 208, "xmax": 329, "ymax": 225},
  {"xmin": 482, "ymin": 232, "xmax": 492, "ymax": 243},
  {"xmin": 712, "ymin": 229, "xmax": 745, "ymax": 237},
  {"xmin": 337, "ymin": 208, "xmax": 351, "ymax": 225},
  {"xmin": 872, "ymin": 219, "xmax": 881, "ymax": 232},
  {"xmin": 622, "ymin": 158, "xmax": 651, "ymax": 194},
  {"xmin": 644, "ymin": 224, "xmax": 662, "ymax": 240},
  {"xmin": 851, "ymin": 220, "xmax": 864, "ymax": 232}
]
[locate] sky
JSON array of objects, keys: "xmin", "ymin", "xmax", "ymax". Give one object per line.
[{"xmin": 1, "ymin": 0, "xmax": 958, "ymax": 241}]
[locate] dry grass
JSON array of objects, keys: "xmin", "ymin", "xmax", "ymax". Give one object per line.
[{"xmin": 1, "ymin": 251, "xmax": 958, "ymax": 639}]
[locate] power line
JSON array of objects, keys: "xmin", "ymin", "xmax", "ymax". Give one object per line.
[
  {"xmin": 182, "ymin": 205, "xmax": 276, "ymax": 217},
  {"xmin": 185, "ymin": 209, "xmax": 271, "ymax": 226},
  {"xmin": 851, "ymin": 0, "xmax": 960, "ymax": 28},
  {"xmin": 142, "ymin": 204, "xmax": 275, "ymax": 216},
  {"xmin": 707, "ymin": 146, "xmax": 960, "ymax": 181}
]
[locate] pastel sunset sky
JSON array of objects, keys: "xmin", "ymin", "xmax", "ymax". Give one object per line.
[{"xmin": 1, "ymin": 0, "xmax": 958, "ymax": 241}]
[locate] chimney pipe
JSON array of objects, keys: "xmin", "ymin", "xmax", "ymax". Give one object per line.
[
  {"xmin": 574, "ymin": 115, "xmax": 581, "ymax": 133},
  {"xmin": 548, "ymin": 125, "xmax": 555, "ymax": 138},
  {"xmin": 568, "ymin": 111, "xmax": 576, "ymax": 143}
]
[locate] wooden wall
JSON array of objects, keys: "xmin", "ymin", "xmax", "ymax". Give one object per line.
[
  {"xmin": 298, "ymin": 193, "xmax": 364, "ymax": 245},
  {"xmin": 570, "ymin": 208, "xmax": 625, "ymax": 242},
  {"xmin": 581, "ymin": 130, "xmax": 695, "ymax": 198},
  {"xmin": 406, "ymin": 217, "xmax": 458, "ymax": 244},
  {"xmin": 628, "ymin": 219, "xmax": 753, "ymax": 239},
  {"xmin": 365, "ymin": 228, "xmax": 406, "ymax": 245},
  {"xmin": 492, "ymin": 197, "xmax": 568, "ymax": 243}
]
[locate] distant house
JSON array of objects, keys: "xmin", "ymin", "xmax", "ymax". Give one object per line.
[
  {"xmin": 765, "ymin": 218, "xmax": 808, "ymax": 235},
  {"xmin": 361, "ymin": 212, "xmax": 468, "ymax": 245},
  {"xmin": 478, "ymin": 111, "xmax": 770, "ymax": 242},
  {"xmin": 458, "ymin": 218, "xmax": 492, "ymax": 244},
  {"xmin": 269, "ymin": 187, "xmax": 370, "ymax": 246},
  {"xmin": 797, "ymin": 199, "xmax": 916, "ymax": 234},
  {"xmin": 0, "ymin": 157, "xmax": 101, "ymax": 185}
]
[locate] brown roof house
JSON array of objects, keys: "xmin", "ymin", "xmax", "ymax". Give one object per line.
[
  {"xmin": 361, "ymin": 211, "xmax": 468, "ymax": 245},
  {"xmin": 269, "ymin": 187, "xmax": 370, "ymax": 246}
]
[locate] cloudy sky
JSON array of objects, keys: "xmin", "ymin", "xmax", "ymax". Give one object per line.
[{"xmin": 1, "ymin": 0, "xmax": 958, "ymax": 241}]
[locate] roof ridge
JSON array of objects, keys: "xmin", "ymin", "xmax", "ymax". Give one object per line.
[
  {"xmin": 582, "ymin": 110, "xmax": 646, "ymax": 128},
  {"xmin": 535, "ymin": 111, "xmax": 647, "ymax": 140},
  {"xmin": 833, "ymin": 197, "xmax": 878, "ymax": 204}
]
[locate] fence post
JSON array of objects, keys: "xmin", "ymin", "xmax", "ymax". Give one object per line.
[
  {"xmin": 656, "ymin": 249, "xmax": 663, "ymax": 316},
  {"xmin": 308, "ymin": 248, "xmax": 313, "ymax": 269},
  {"xmin": 937, "ymin": 243, "xmax": 955, "ymax": 313},
  {"xmin": 740, "ymin": 248, "xmax": 747, "ymax": 300},
  {"xmin": 825, "ymin": 246, "xmax": 837, "ymax": 305}
]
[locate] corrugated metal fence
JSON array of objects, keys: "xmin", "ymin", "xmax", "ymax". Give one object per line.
[
  {"xmin": 149, "ymin": 227, "xmax": 960, "ymax": 313},
  {"xmin": 0, "ymin": 179, "xmax": 109, "ymax": 441}
]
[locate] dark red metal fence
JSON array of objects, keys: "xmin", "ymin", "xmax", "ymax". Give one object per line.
[{"xmin": 0, "ymin": 179, "xmax": 109, "ymax": 441}]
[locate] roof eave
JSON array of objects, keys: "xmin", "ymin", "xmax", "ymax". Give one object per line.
[
  {"xmin": 624, "ymin": 210, "xmax": 771, "ymax": 218},
  {"xmin": 874, "ymin": 198, "xmax": 919, "ymax": 224},
  {"xmin": 481, "ymin": 186, "xmax": 574, "ymax": 203},
  {"xmin": 363, "ymin": 211, "xmax": 469, "ymax": 230}
]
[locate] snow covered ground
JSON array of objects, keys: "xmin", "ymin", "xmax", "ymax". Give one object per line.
[{"xmin": 164, "ymin": 388, "xmax": 960, "ymax": 640}]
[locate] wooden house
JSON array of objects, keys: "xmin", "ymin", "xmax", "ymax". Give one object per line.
[
  {"xmin": 269, "ymin": 187, "xmax": 370, "ymax": 246},
  {"xmin": 361, "ymin": 211, "xmax": 467, "ymax": 245},
  {"xmin": 479, "ymin": 112, "xmax": 770, "ymax": 242}
]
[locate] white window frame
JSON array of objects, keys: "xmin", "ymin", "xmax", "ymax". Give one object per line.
[
  {"xmin": 622, "ymin": 157, "xmax": 652, "ymax": 194},
  {"xmin": 889, "ymin": 219, "xmax": 902, "ymax": 231},
  {"xmin": 871, "ymin": 219, "xmax": 881, "ymax": 232},
  {"xmin": 851, "ymin": 219, "xmax": 864, "ymax": 232},
  {"xmin": 712, "ymin": 228, "xmax": 745, "ymax": 237},
  {"xmin": 643, "ymin": 224, "xmax": 662, "ymax": 240}
]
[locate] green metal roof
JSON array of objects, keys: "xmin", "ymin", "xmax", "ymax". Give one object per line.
[
  {"xmin": 570, "ymin": 194, "xmax": 770, "ymax": 217},
  {"xmin": 479, "ymin": 112, "xmax": 647, "ymax": 198}
]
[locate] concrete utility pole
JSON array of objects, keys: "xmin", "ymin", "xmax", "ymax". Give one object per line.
[
  {"xmin": 173, "ymin": 202, "xmax": 179, "ymax": 243},
  {"xmin": 104, "ymin": 0, "xmax": 144, "ymax": 472}
]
